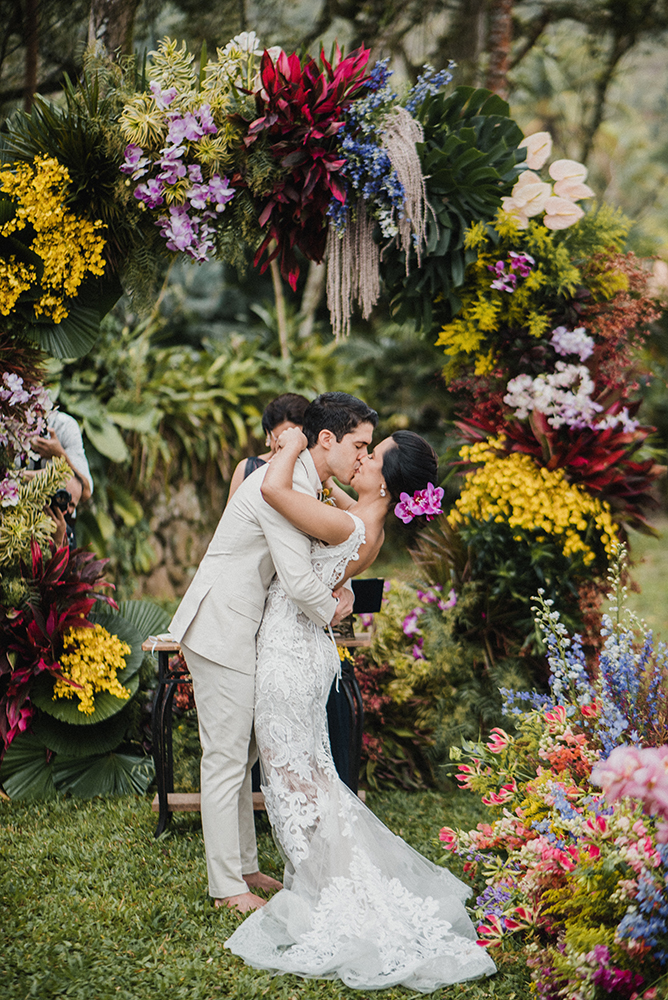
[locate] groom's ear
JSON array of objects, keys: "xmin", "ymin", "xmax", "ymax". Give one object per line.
[{"xmin": 317, "ymin": 429, "xmax": 336, "ymax": 450}]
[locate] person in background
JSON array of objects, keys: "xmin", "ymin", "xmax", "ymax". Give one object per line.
[
  {"xmin": 31, "ymin": 408, "xmax": 93, "ymax": 502},
  {"xmin": 43, "ymin": 471, "xmax": 85, "ymax": 550},
  {"xmin": 227, "ymin": 393, "xmax": 309, "ymax": 501}
]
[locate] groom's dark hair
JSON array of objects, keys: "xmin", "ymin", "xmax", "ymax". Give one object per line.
[{"xmin": 302, "ymin": 392, "xmax": 378, "ymax": 448}]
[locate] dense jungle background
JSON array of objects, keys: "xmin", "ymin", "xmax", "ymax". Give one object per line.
[{"xmin": 2, "ymin": 0, "xmax": 668, "ymax": 602}]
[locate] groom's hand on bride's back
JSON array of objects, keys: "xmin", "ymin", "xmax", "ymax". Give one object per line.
[{"xmin": 331, "ymin": 586, "xmax": 354, "ymax": 626}]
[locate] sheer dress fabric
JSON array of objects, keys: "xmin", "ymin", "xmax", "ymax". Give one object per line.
[{"xmin": 225, "ymin": 512, "xmax": 496, "ymax": 992}]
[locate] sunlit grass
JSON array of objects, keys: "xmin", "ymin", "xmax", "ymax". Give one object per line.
[{"xmin": 1, "ymin": 790, "xmax": 530, "ymax": 1000}]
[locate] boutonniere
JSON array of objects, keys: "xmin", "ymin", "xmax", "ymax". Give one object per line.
[{"xmin": 318, "ymin": 486, "xmax": 337, "ymax": 506}]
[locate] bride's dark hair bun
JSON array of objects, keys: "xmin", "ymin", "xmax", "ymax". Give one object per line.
[{"xmin": 381, "ymin": 431, "xmax": 438, "ymax": 505}]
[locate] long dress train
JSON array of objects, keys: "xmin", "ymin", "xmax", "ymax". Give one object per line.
[{"xmin": 225, "ymin": 513, "xmax": 496, "ymax": 992}]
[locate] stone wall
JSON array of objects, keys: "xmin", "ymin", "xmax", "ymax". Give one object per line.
[{"xmin": 133, "ymin": 482, "xmax": 217, "ymax": 601}]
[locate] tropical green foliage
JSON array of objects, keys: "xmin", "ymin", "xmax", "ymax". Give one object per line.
[{"xmin": 382, "ymin": 87, "xmax": 525, "ymax": 334}]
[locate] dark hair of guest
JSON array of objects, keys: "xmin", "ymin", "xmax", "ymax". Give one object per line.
[
  {"xmin": 381, "ymin": 430, "xmax": 439, "ymax": 505},
  {"xmin": 302, "ymin": 392, "xmax": 378, "ymax": 448},
  {"xmin": 261, "ymin": 393, "xmax": 310, "ymax": 435}
]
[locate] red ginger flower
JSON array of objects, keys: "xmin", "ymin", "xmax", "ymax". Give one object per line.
[{"xmin": 246, "ymin": 45, "xmax": 370, "ymax": 290}]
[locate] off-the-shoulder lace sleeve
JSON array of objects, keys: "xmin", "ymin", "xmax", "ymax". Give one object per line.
[{"xmin": 310, "ymin": 511, "xmax": 366, "ymax": 590}]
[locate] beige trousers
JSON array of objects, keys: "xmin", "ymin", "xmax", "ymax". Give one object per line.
[{"xmin": 180, "ymin": 642, "xmax": 259, "ymax": 899}]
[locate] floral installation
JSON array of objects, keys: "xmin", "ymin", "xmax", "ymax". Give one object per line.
[
  {"xmin": 53, "ymin": 623, "xmax": 131, "ymax": 715},
  {"xmin": 394, "ymin": 482, "xmax": 444, "ymax": 524},
  {"xmin": 439, "ymin": 546, "xmax": 668, "ymax": 999},
  {"xmin": 0, "ymin": 156, "xmax": 106, "ymax": 324},
  {"xmin": 119, "ymin": 39, "xmax": 238, "ymax": 263},
  {"xmin": 448, "ymin": 438, "xmax": 617, "ymax": 566},
  {"xmin": 0, "ymin": 541, "xmax": 116, "ymax": 753}
]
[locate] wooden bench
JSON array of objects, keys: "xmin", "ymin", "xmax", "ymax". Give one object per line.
[{"xmin": 145, "ymin": 578, "xmax": 382, "ymax": 837}]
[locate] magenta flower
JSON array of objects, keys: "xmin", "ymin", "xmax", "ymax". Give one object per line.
[
  {"xmin": 508, "ymin": 250, "xmax": 535, "ymax": 276},
  {"xmin": 188, "ymin": 164, "xmax": 203, "ymax": 183},
  {"xmin": 394, "ymin": 482, "xmax": 444, "ymax": 523}
]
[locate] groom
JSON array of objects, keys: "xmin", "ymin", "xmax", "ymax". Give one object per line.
[{"xmin": 169, "ymin": 393, "xmax": 378, "ymax": 912}]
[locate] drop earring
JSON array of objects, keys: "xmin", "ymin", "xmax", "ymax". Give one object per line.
[{"xmin": 380, "ymin": 484, "xmax": 386, "ymax": 497}]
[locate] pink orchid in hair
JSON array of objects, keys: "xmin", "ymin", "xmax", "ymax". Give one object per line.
[{"xmin": 394, "ymin": 482, "xmax": 444, "ymax": 523}]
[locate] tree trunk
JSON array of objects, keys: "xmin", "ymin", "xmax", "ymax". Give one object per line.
[
  {"xmin": 298, "ymin": 261, "xmax": 326, "ymax": 340},
  {"xmin": 88, "ymin": 0, "xmax": 141, "ymax": 56},
  {"xmin": 23, "ymin": 0, "xmax": 38, "ymax": 111},
  {"xmin": 270, "ymin": 258, "xmax": 290, "ymax": 362},
  {"xmin": 485, "ymin": 0, "xmax": 513, "ymax": 99}
]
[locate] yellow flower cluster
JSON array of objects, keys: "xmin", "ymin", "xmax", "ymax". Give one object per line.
[
  {"xmin": 0, "ymin": 257, "xmax": 36, "ymax": 316},
  {"xmin": 54, "ymin": 624, "xmax": 131, "ymax": 715},
  {"xmin": 0, "ymin": 156, "xmax": 106, "ymax": 323},
  {"xmin": 448, "ymin": 443, "xmax": 617, "ymax": 565}
]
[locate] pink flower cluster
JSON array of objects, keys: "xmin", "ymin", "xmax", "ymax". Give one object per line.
[
  {"xmin": 487, "ymin": 250, "xmax": 535, "ymax": 292},
  {"xmin": 0, "ymin": 372, "xmax": 50, "ymax": 464},
  {"xmin": 394, "ymin": 481, "xmax": 444, "ymax": 524},
  {"xmin": 592, "ymin": 745, "xmax": 668, "ymax": 842}
]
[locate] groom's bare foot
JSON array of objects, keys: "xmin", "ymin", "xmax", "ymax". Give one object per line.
[
  {"xmin": 214, "ymin": 891, "xmax": 266, "ymax": 913},
  {"xmin": 244, "ymin": 870, "xmax": 283, "ymax": 892}
]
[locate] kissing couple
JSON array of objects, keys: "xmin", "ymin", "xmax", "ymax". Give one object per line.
[{"xmin": 169, "ymin": 392, "xmax": 495, "ymax": 992}]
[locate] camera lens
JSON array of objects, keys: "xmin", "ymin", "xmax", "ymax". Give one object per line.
[{"xmin": 50, "ymin": 489, "xmax": 72, "ymax": 512}]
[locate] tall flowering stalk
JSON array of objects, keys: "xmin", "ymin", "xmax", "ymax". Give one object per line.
[{"xmin": 439, "ymin": 545, "xmax": 668, "ymax": 998}]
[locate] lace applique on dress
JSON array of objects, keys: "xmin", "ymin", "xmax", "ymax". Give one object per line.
[{"xmin": 226, "ymin": 510, "xmax": 495, "ymax": 992}]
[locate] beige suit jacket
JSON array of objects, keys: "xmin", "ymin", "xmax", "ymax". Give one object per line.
[{"xmin": 169, "ymin": 449, "xmax": 338, "ymax": 672}]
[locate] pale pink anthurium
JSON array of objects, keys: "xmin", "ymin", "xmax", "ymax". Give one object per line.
[
  {"xmin": 518, "ymin": 131, "xmax": 552, "ymax": 170},
  {"xmin": 543, "ymin": 195, "xmax": 585, "ymax": 230}
]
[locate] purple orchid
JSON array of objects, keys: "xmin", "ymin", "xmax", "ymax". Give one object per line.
[
  {"xmin": 157, "ymin": 147, "xmax": 187, "ymax": 185},
  {"xmin": 167, "ymin": 112, "xmax": 204, "ymax": 146},
  {"xmin": 159, "ymin": 205, "xmax": 195, "ymax": 253},
  {"xmin": 150, "ymin": 80, "xmax": 177, "ymax": 110},
  {"xmin": 134, "ymin": 178, "xmax": 165, "ymax": 209},
  {"xmin": 120, "ymin": 144, "xmax": 150, "ymax": 179},
  {"xmin": 0, "ymin": 475, "xmax": 19, "ymax": 507},
  {"xmin": 208, "ymin": 175, "xmax": 235, "ymax": 211},
  {"xmin": 197, "ymin": 104, "xmax": 217, "ymax": 135}
]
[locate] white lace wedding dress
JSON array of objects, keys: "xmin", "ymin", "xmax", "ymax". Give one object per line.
[{"xmin": 225, "ymin": 512, "xmax": 496, "ymax": 992}]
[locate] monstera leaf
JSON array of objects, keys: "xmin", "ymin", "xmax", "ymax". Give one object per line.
[{"xmin": 382, "ymin": 86, "xmax": 526, "ymax": 336}]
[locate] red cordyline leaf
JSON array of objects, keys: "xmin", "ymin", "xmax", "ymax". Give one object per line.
[
  {"xmin": 246, "ymin": 45, "xmax": 370, "ymax": 289},
  {"xmin": 455, "ymin": 403, "xmax": 663, "ymax": 528}
]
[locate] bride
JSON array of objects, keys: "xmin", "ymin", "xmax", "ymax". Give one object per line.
[{"xmin": 225, "ymin": 427, "xmax": 496, "ymax": 992}]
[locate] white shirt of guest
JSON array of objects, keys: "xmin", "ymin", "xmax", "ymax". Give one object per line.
[{"xmin": 45, "ymin": 410, "xmax": 94, "ymax": 495}]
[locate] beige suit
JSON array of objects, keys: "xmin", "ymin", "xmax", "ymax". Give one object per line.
[{"xmin": 169, "ymin": 450, "xmax": 337, "ymax": 898}]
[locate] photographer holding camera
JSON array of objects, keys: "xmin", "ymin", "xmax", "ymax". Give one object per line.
[{"xmin": 47, "ymin": 473, "xmax": 84, "ymax": 550}]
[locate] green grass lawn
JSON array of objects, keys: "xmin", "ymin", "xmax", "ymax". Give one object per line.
[
  {"xmin": 1, "ymin": 790, "xmax": 530, "ymax": 1000},
  {"xmin": 625, "ymin": 517, "xmax": 668, "ymax": 637}
]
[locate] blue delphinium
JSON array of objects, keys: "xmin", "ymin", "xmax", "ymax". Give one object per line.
[
  {"xmin": 328, "ymin": 59, "xmax": 404, "ymax": 237},
  {"xmin": 405, "ymin": 61, "xmax": 456, "ymax": 116}
]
